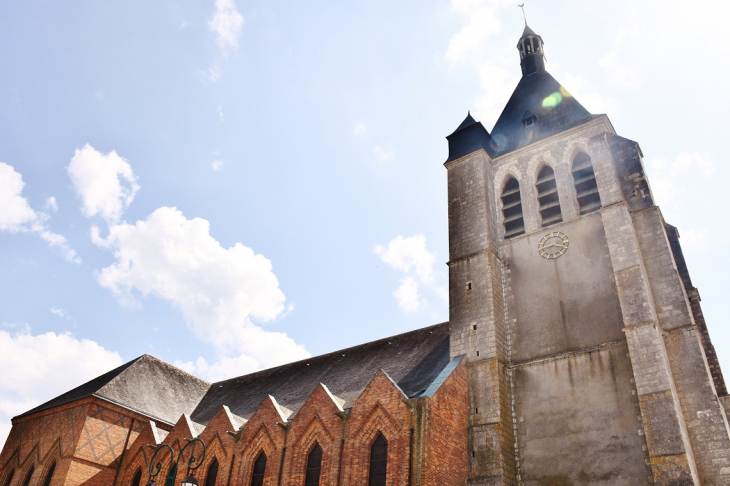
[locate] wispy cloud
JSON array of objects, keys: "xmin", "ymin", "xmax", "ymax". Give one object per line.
[
  {"xmin": 374, "ymin": 146, "xmax": 395, "ymax": 163},
  {"xmin": 375, "ymin": 234, "xmax": 446, "ymax": 313},
  {"xmin": 0, "ymin": 162, "xmax": 80, "ymax": 263},
  {"xmin": 353, "ymin": 123, "xmax": 368, "ymax": 136},
  {"xmin": 209, "ymin": 0, "xmax": 244, "ymax": 55},
  {"xmin": 218, "ymin": 103, "xmax": 225, "ymax": 121},
  {"xmin": 211, "ymin": 159, "xmax": 226, "ymax": 171}
]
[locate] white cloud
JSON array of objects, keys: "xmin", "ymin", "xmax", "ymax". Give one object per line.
[
  {"xmin": 374, "ymin": 146, "xmax": 395, "ymax": 163},
  {"xmin": 206, "ymin": 64, "xmax": 222, "ymax": 82},
  {"xmin": 648, "ymin": 152, "xmax": 716, "ymax": 206},
  {"xmin": 209, "ymin": 0, "xmax": 244, "ymax": 55},
  {"xmin": 375, "ymin": 234, "xmax": 446, "ymax": 312},
  {"xmin": 0, "ymin": 162, "xmax": 80, "ymax": 263},
  {"xmin": 44, "ymin": 196, "xmax": 58, "ymax": 213},
  {"xmin": 93, "ymin": 206, "xmax": 309, "ymax": 374},
  {"xmin": 375, "ymin": 234, "xmax": 435, "ymax": 283},
  {"xmin": 218, "ymin": 103, "xmax": 225, "ymax": 121},
  {"xmin": 0, "ymin": 162, "xmax": 37, "ymax": 232},
  {"xmin": 445, "ymin": 0, "xmax": 517, "ymax": 126},
  {"xmin": 0, "ymin": 328, "xmax": 122, "ymax": 445},
  {"xmin": 67, "ymin": 144, "xmax": 140, "ymax": 225},
  {"xmin": 353, "ymin": 123, "xmax": 368, "ymax": 136},
  {"xmin": 393, "ymin": 277, "xmax": 421, "ymax": 313},
  {"xmin": 211, "ymin": 159, "xmax": 226, "ymax": 171}
]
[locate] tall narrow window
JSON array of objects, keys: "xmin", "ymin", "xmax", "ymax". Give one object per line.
[
  {"xmin": 536, "ymin": 165, "xmax": 562, "ymax": 227},
  {"xmin": 572, "ymin": 152, "xmax": 602, "ymax": 214},
  {"xmin": 368, "ymin": 433, "xmax": 388, "ymax": 486},
  {"xmin": 22, "ymin": 467, "xmax": 34, "ymax": 486},
  {"xmin": 250, "ymin": 452, "xmax": 267, "ymax": 486},
  {"xmin": 305, "ymin": 443, "xmax": 323, "ymax": 486},
  {"xmin": 204, "ymin": 459, "xmax": 219, "ymax": 486},
  {"xmin": 41, "ymin": 463, "xmax": 56, "ymax": 486},
  {"xmin": 501, "ymin": 177, "xmax": 525, "ymax": 238},
  {"xmin": 131, "ymin": 469, "xmax": 142, "ymax": 486},
  {"xmin": 3, "ymin": 470, "xmax": 14, "ymax": 486}
]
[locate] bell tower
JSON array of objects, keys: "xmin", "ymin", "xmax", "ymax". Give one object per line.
[
  {"xmin": 517, "ymin": 25, "xmax": 545, "ymax": 76},
  {"xmin": 446, "ymin": 22, "xmax": 730, "ymax": 486}
]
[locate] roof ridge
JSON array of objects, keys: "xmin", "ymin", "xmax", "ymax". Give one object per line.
[{"xmin": 211, "ymin": 321, "xmax": 449, "ymax": 385}]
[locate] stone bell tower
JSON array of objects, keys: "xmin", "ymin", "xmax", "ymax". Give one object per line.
[{"xmin": 445, "ymin": 23, "xmax": 730, "ymax": 486}]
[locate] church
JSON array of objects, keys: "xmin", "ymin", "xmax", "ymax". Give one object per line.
[{"xmin": 2, "ymin": 23, "xmax": 729, "ymax": 486}]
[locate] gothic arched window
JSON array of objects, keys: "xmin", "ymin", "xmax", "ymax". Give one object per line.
[
  {"xmin": 501, "ymin": 177, "xmax": 525, "ymax": 238},
  {"xmin": 536, "ymin": 165, "xmax": 562, "ymax": 227},
  {"xmin": 131, "ymin": 468, "xmax": 142, "ymax": 486},
  {"xmin": 3, "ymin": 470, "xmax": 14, "ymax": 486},
  {"xmin": 41, "ymin": 463, "xmax": 56, "ymax": 486},
  {"xmin": 204, "ymin": 459, "xmax": 219, "ymax": 486},
  {"xmin": 305, "ymin": 443, "xmax": 323, "ymax": 486},
  {"xmin": 22, "ymin": 467, "xmax": 34, "ymax": 486},
  {"xmin": 368, "ymin": 433, "xmax": 388, "ymax": 486},
  {"xmin": 250, "ymin": 452, "xmax": 267, "ymax": 486},
  {"xmin": 571, "ymin": 152, "xmax": 601, "ymax": 214}
]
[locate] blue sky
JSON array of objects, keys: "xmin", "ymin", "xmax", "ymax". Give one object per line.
[{"xmin": 1, "ymin": 0, "xmax": 728, "ymax": 443}]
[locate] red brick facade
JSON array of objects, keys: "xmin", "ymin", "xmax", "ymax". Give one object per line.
[{"xmin": 0, "ymin": 362, "xmax": 467, "ymax": 485}]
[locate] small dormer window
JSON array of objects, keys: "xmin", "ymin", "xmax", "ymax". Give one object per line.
[
  {"xmin": 522, "ymin": 110, "xmax": 537, "ymax": 128},
  {"xmin": 525, "ymin": 41, "xmax": 532, "ymax": 55}
]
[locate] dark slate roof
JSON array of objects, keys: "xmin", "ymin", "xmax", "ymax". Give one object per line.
[
  {"xmin": 490, "ymin": 70, "xmax": 596, "ymax": 156},
  {"xmin": 191, "ymin": 322, "xmax": 450, "ymax": 424},
  {"xmin": 445, "ymin": 113, "xmax": 498, "ymax": 161},
  {"xmin": 521, "ymin": 24, "xmax": 537, "ymax": 38},
  {"xmin": 16, "ymin": 355, "xmax": 210, "ymax": 425}
]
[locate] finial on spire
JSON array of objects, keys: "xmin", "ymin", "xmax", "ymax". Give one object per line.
[{"xmin": 518, "ymin": 4, "xmax": 527, "ymax": 26}]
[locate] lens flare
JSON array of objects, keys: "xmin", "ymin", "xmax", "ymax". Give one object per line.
[
  {"xmin": 559, "ymin": 86, "xmax": 572, "ymax": 98},
  {"xmin": 542, "ymin": 92, "xmax": 563, "ymax": 108}
]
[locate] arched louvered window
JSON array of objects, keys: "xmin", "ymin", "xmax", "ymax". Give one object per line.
[
  {"xmin": 572, "ymin": 152, "xmax": 601, "ymax": 214},
  {"xmin": 501, "ymin": 177, "xmax": 525, "ymax": 238},
  {"xmin": 22, "ymin": 467, "xmax": 34, "ymax": 486},
  {"xmin": 3, "ymin": 470, "xmax": 14, "ymax": 486},
  {"xmin": 368, "ymin": 433, "xmax": 388, "ymax": 486},
  {"xmin": 250, "ymin": 452, "xmax": 266, "ymax": 486},
  {"xmin": 536, "ymin": 165, "xmax": 562, "ymax": 227},
  {"xmin": 204, "ymin": 459, "xmax": 219, "ymax": 486},
  {"xmin": 41, "ymin": 463, "xmax": 56, "ymax": 486},
  {"xmin": 131, "ymin": 468, "xmax": 142, "ymax": 486},
  {"xmin": 305, "ymin": 443, "xmax": 323, "ymax": 486}
]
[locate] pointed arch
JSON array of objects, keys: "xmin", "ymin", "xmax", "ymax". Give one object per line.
[
  {"xmin": 368, "ymin": 433, "xmax": 388, "ymax": 486},
  {"xmin": 305, "ymin": 443, "xmax": 323, "ymax": 486},
  {"xmin": 571, "ymin": 152, "xmax": 601, "ymax": 214},
  {"xmin": 250, "ymin": 451, "xmax": 267, "ymax": 486},
  {"xmin": 291, "ymin": 414, "xmax": 335, "ymax": 486},
  {"xmin": 536, "ymin": 164, "xmax": 562, "ymax": 226},
  {"xmin": 40, "ymin": 462, "xmax": 56, "ymax": 486},
  {"xmin": 2, "ymin": 469, "xmax": 14, "ymax": 486},
  {"xmin": 130, "ymin": 468, "xmax": 142, "ymax": 486},
  {"xmin": 21, "ymin": 466, "xmax": 34, "ymax": 486},
  {"xmin": 239, "ymin": 425, "xmax": 277, "ymax": 486},
  {"xmin": 501, "ymin": 176, "xmax": 525, "ymax": 238},
  {"xmin": 204, "ymin": 458, "xmax": 219, "ymax": 486}
]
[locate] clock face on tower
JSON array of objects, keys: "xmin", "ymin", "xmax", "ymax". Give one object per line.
[{"xmin": 538, "ymin": 231, "xmax": 569, "ymax": 259}]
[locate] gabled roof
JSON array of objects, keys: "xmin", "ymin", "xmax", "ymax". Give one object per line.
[
  {"xmin": 489, "ymin": 70, "xmax": 596, "ymax": 156},
  {"xmin": 15, "ymin": 354, "xmax": 210, "ymax": 425},
  {"xmin": 190, "ymin": 322, "xmax": 450, "ymax": 424}
]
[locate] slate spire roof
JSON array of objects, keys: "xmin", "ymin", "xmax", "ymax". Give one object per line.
[{"xmin": 445, "ymin": 23, "xmax": 597, "ymax": 159}]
